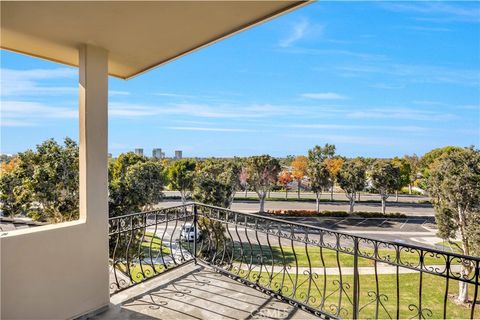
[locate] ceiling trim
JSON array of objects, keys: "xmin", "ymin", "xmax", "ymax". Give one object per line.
[
  {"xmin": 1, "ymin": 1, "xmax": 311, "ymax": 80},
  {"xmin": 124, "ymin": 1, "xmax": 311, "ymax": 80}
]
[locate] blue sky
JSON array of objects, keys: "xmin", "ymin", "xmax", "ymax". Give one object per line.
[{"xmin": 1, "ymin": 1, "xmax": 479, "ymax": 158}]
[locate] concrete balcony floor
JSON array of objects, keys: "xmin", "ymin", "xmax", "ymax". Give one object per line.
[{"xmin": 96, "ymin": 263, "xmax": 317, "ymax": 320}]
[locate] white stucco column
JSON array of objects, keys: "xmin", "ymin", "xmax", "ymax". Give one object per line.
[
  {"xmin": 79, "ymin": 44, "xmax": 108, "ymax": 224},
  {"xmin": 78, "ymin": 44, "xmax": 110, "ymax": 311}
]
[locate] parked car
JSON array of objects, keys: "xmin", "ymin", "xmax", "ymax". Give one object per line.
[{"xmin": 180, "ymin": 223, "xmax": 201, "ymax": 242}]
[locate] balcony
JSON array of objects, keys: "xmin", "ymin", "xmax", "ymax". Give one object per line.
[
  {"xmin": 102, "ymin": 203, "xmax": 479, "ymax": 319},
  {"xmin": 1, "ymin": 2, "xmax": 479, "ymax": 319}
]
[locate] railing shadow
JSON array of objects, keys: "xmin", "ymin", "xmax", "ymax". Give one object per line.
[{"xmin": 109, "ymin": 203, "xmax": 480, "ymax": 320}]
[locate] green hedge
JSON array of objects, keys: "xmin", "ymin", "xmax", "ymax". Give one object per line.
[{"xmin": 266, "ymin": 209, "xmax": 406, "ymax": 218}]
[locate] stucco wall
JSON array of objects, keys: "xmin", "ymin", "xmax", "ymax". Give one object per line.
[{"xmin": 0, "ymin": 220, "xmax": 109, "ymax": 319}]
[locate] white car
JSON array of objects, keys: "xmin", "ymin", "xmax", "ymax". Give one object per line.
[{"xmin": 180, "ymin": 223, "xmax": 201, "ymax": 242}]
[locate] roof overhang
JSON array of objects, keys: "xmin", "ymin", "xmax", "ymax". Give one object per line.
[{"xmin": 1, "ymin": 1, "xmax": 310, "ymax": 79}]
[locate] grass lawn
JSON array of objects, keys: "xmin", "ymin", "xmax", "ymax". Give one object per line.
[
  {"xmin": 235, "ymin": 270, "xmax": 479, "ymax": 319},
  {"xmin": 435, "ymin": 240, "xmax": 464, "ymax": 254},
  {"xmin": 230, "ymin": 243, "xmax": 461, "ymax": 268},
  {"xmin": 143, "ymin": 232, "xmax": 171, "ymax": 255},
  {"xmin": 115, "ymin": 232, "xmax": 176, "ymax": 283}
]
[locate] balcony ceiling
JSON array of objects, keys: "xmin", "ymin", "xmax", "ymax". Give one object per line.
[{"xmin": 1, "ymin": 1, "xmax": 309, "ymax": 79}]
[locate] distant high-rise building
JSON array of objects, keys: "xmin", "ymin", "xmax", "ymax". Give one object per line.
[
  {"xmin": 152, "ymin": 148, "xmax": 163, "ymax": 159},
  {"xmin": 174, "ymin": 150, "xmax": 183, "ymax": 159},
  {"xmin": 134, "ymin": 148, "xmax": 144, "ymax": 156}
]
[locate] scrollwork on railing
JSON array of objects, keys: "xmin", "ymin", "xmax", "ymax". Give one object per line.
[
  {"xmin": 109, "ymin": 203, "xmax": 480, "ymax": 319},
  {"xmin": 108, "ymin": 204, "xmax": 195, "ymax": 294},
  {"xmin": 193, "ymin": 203, "xmax": 480, "ymax": 320}
]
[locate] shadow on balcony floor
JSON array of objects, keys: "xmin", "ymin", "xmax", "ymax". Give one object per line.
[{"xmin": 96, "ymin": 262, "xmax": 318, "ymax": 320}]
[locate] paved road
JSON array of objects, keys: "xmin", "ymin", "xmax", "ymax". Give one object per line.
[
  {"xmin": 164, "ymin": 190, "xmax": 430, "ymax": 203},
  {"xmin": 153, "ymin": 202, "xmax": 440, "ymax": 247},
  {"xmin": 230, "ymin": 201, "xmax": 433, "ymax": 217},
  {"xmin": 158, "ymin": 199, "xmax": 435, "ymax": 217}
]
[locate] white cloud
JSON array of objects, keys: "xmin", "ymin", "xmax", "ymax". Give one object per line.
[
  {"xmin": 335, "ymin": 63, "xmax": 479, "ymax": 87},
  {"xmin": 155, "ymin": 92, "xmax": 200, "ymax": 99},
  {"xmin": 1, "ymin": 68, "xmax": 76, "ymax": 80},
  {"xmin": 406, "ymin": 26, "xmax": 452, "ymax": 32},
  {"xmin": 347, "ymin": 107, "xmax": 458, "ymax": 121},
  {"xmin": 369, "ymin": 83, "xmax": 404, "ymax": 90},
  {"xmin": 1, "ymin": 100, "xmax": 77, "ymax": 126},
  {"xmin": 166, "ymin": 126, "xmax": 254, "ymax": 132},
  {"xmin": 289, "ymin": 123, "xmax": 429, "ymax": 133},
  {"xmin": 284, "ymin": 48, "xmax": 387, "ymax": 61},
  {"xmin": 285, "ymin": 133, "xmax": 405, "ymax": 146},
  {"xmin": 109, "ymin": 90, "xmax": 130, "ymax": 96},
  {"xmin": 380, "ymin": 2, "xmax": 480, "ymax": 23},
  {"xmin": 108, "ymin": 102, "xmax": 301, "ymax": 119},
  {"xmin": 0, "ymin": 68, "xmax": 77, "ymax": 97},
  {"xmin": 301, "ymin": 92, "xmax": 348, "ymax": 100},
  {"xmin": 279, "ymin": 18, "xmax": 311, "ymax": 48},
  {"xmin": 458, "ymin": 105, "xmax": 480, "ymax": 110}
]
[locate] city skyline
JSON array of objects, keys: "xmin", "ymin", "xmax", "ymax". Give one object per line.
[{"xmin": 1, "ymin": 1, "xmax": 479, "ymax": 158}]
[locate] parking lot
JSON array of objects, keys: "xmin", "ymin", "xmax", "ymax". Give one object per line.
[{"xmin": 288, "ymin": 215, "xmax": 436, "ymax": 232}]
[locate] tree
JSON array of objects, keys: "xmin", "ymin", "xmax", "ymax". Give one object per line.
[
  {"xmin": 0, "ymin": 157, "xmax": 19, "ymax": 174},
  {"xmin": 307, "ymin": 145, "xmax": 334, "ymax": 212},
  {"xmin": 427, "ymin": 147, "xmax": 480, "ymax": 303},
  {"xmin": 336, "ymin": 159, "xmax": 366, "ymax": 213},
  {"xmin": 391, "ymin": 157, "xmax": 411, "ymax": 201},
  {"xmin": 166, "ymin": 159, "xmax": 196, "ymax": 204},
  {"xmin": 419, "ymin": 146, "xmax": 463, "ymax": 190},
  {"xmin": 281, "ymin": 155, "xmax": 295, "ymax": 167},
  {"xmin": 278, "ymin": 170, "xmax": 293, "ymax": 199},
  {"xmin": 193, "ymin": 173, "xmax": 232, "ymax": 208},
  {"xmin": 0, "ymin": 157, "xmax": 22, "ymax": 216},
  {"xmin": 109, "ymin": 153, "xmax": 165, "ymax": 216},
  {"xmin": 308, "ymin": 163, "xmax": 330, "ymax": 213},
  {"xmin": 324, "ymin": 157, "xmax": 344, "ymax": 200},
  {"xmin": 370, "ymin": 160, "xmax": 400, "ymax": 214},
  {"xmin": 404, "ymin": 154, "xmax": 420, "ymax": 194},
  {"xmin": 0, "ymin": 168, "xmax": 25, "ymax": 217},
  {"xmin": 197, "ymin": 215, "xmax": 231, "ymax": 262},
  {"xmin": 291, "ymin": 156, "xmax": 308, "ymax": 199},
  {"xmin": 220, "ymin": 158, "xmax": 242, "ymax": 206},
  {"xmin": 193, "ymin": 159, "xmax": 240, "ymax": 208},
  {"xmin": 239, "ymin": 166, "xmax": 249, "ymax": 197},
  {"xmin": 246, "ymin": 155, "xmax": 281, "ymax": 213},
  {"xmin": 0, "ymin": 138, "xmax": 80, "ymax": 222}
]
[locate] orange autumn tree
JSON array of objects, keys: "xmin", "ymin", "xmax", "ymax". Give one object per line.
[
  {"xmin": 0, "ymin": 157, "xmax": 19, "ymax": 176},
  {"xmin": 278, "ymin": 170, "xmax": 293, "ymax": 199},
  {"xmin": 291, "ymin": 155, "xmax": 308, "ymax": 199},
  {"xmin": 324, "ymin": 157, "xmax": 344, "ymax": 200}
]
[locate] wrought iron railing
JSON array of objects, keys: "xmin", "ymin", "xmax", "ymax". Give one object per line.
[
  {"xmin": 109, "ymin": 203, "xmax": 480, "ymax": 319},
  {"xmin": 109, "ymin": 204, "xmax": 195, "ymax": 293}
]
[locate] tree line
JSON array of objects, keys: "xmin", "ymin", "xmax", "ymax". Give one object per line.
[
  {"xmin": 1, "ymin": 138, "xmax": 478, "ymax": 303},
  {"xmin": 1, "ymin": 139, "xmax": 478, "ymax": 247}
]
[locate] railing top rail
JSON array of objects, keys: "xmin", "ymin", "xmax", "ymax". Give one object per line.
[
  {"xmin": 108, "ymin": 202, "xmax": 193, "ymax": 221},
  {"xmin": 108, "ymin": 201, "xmax": 480, "ymax": 262}
]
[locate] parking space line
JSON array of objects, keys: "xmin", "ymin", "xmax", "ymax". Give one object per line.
[
  {"xmin": 354, "ymin": 219, "xmax": 368, "ymax": 226},
  {"xmin": 377, "ymin": 219, "xmax": 389, "ymax": 227},
  {"xmin": 331, "ymin": 217, "xmax": 349, "ymax": 226},
  {"xmin": 399, "ymin": 219, "xmax": 409, "ymax": 229},
  {"xmin": 420, "ymin": 219, "xmax": 431, "ymax": 227}
]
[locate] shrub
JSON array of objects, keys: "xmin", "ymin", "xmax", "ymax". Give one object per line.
[{"xmin": 266, "ymin": 209, "xmax": 406, "ymax": 218}]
